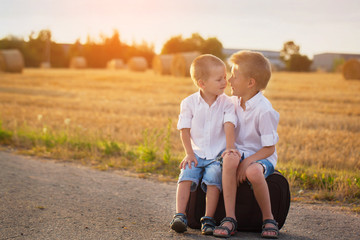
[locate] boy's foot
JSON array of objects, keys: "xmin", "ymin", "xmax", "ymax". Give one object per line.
[
  {"xmin": 213, "ymin": 217, "xmax": 237, "ymax": 238},
  {"xmin": 200, "ymin": 216, "xmax": 216, "ymax": 235},
  {"xmin": 170, "ymin": 213, "xmax": 187, "ymax": 233},
  {"xmin": 261, "ymin": 219, "xmax": 279, "ymax": 239}
]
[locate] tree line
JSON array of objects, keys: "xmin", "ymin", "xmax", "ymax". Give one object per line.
[
  {"xmin": 0, "ymin": 29, "xmax": 155, "ymax": 68},
  {"xmin": 0, "ymin": 29, "xmax": 312, "ymax": 71}
]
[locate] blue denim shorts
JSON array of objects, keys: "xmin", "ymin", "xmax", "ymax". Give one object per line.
[
  {"xmin": 253, "ymin": 159, "xmax": 275, "ymax": 179},
  {"xmin": 178, "ymin": 154, "xmax": 222, "ymax": 193}
]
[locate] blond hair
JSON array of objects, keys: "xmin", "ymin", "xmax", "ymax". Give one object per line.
[
  {"xmin": 190, "ymin": 54, "xmax": 225, "ymax": 87},
  {"xmin": 230, "ymin": 50, "xmax": 271, "ymax": 90}
]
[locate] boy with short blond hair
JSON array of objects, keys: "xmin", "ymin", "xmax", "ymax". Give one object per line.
[
  {"xmin": 213, "ymin": 51, "xmax": 280, "ymax": 239},
  {"xmin": 170, "ymin": 54, "xmax": 237, "ymax": 235}
]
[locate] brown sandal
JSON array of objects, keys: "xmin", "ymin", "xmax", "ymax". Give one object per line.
[
  {"xmin": 200, "ymin": 216, "xmax": 216, "ymax": 235},
  {"xmin": 213, "ymin": 217, "xmax": 237, "ymax": 238},
  {"xmin": 261, "ymin": 219, "xmax": 279, "ymax": 239}
]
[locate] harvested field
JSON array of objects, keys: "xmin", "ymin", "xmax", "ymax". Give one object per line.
[{"xmin": 0, "ymin": 69, "xmax": 359, "ymax": 203}]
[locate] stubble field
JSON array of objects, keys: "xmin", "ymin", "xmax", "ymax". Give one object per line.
[{"xmin": 0, "ymin": 69, "xmax": 359, "ymax": 205}]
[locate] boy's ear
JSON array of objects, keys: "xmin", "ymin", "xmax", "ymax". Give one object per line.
[
  {"xmin": 248, "ymin": 78, "xmax": 256, "ymax": 88},
  {"xmin": 198, "ymin": 79, "xmax": 205, "ymax": 88}
]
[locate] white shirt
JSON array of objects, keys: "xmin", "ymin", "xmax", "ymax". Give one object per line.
[
  {"xmin": 232, "ymin": 91, "xmax": 280, "ymax": 167},
  {"xmin": 177, "ymin": 92, "xmax": 237, "ymax": 159}
]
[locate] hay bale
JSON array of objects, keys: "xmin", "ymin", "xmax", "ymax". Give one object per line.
[
  {"xmin": 107, "ymin": 59, "xmax": 124, "ymax": 69},
  {"xmin": 152, "ymin": 54, "xmax": 173, "ymax": 75},
  {"xmin": 128, "ymin": 57, "xmax": 148, "ymax": 72},
  {"xmin": 69, "ymin": 57, "xmax": 87, "ymax": 69},
  {"xmin": 171, "ymin": 51, "xmax": 201, "ymax": 77},
  {"xmin": 342, "ymin": 59, "xmax": 360, "ymax": 80},
  {"xmin": 0, "ymin": 49, "xmax": 24, "ymax": 73},
  {"xmin": 40, "ymin": 62, "xmax": 51, "ymax": 69}
]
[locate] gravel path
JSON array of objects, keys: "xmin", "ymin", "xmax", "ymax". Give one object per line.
[{"xmin": 0, "ymin": 151, "xmax": 359, "ymax": 240}]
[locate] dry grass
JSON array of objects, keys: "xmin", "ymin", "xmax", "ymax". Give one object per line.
[
  {"xmin": 266, "ymin": 73, "xmax": 360, "ymax": 170},
  {"xmin": 0, "ymin": 69, "xmax": 359, "ymax": 203},
  {"xmin": 0, "ymin": 69, "xmax": 190, "ymax": 150}
]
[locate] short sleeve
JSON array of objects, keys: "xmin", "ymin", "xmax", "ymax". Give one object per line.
[
  {"xmin": 177, "ymin": 98, "xmax": 193, "ymax": 130},
  {"xmin": 259, "ymin": 110, "xmax": 280, "ymax": 147},
  {"xmin": 223, "ymin": 96, "xmax": 237, "ymax": 128}
]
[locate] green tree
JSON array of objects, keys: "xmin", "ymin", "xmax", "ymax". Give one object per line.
[
  {"xmin": 288, "ymin": 54, "xmax": 312, "ymax": 72},
  {"xmin": 280, "ymin": 41, "xmax": 300, "ymax": 62},
  {"xmin": 0, "ymin": 30, "xmax": 67, "ymax": 68},
  {"xmin": 79, "ymin": 30, "xmax": 155, "ymax": 68},
  {"xmin": 280, "ymin": 41, "xmax": 312, "ymax": 72},
  {"xmin": 332, "ymin": 58, "xmax": 345, "ymax": 72},
  {"xmin": 161, "ymin": 33, "xmax": 225, "ymax": 60},
  {"xmin": 26, "ymin": 29, "xmax": 51, "ymax": 67},
  {"xmin": 201, "ymin": 37, "xmax": 225, "ymax": 59},
  {"xmin": 161, "ymin": 35, "xmax": 186, "ymax": 54},
  {"xmin": 0, "ymin": 35, "xmax": 25, "ymax": 50}
]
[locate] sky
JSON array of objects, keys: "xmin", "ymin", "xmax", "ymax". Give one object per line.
[{"xmin": 1, "ymin": 0, "xmax": 359, "ymax": 58}]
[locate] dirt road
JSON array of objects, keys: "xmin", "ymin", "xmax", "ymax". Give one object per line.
[{"xmin": 0, "ymin": 151, "xmax": 359, "ymax": 240}]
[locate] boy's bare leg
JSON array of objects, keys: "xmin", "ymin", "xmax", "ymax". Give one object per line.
[
  {"xmin": 204, "ymin": 185, "xmax": 220, "ymax": 217},
  {"xmin": 176, "ymin": 181, "xmax": 192, "ymax": 214},
  {"xmin": 213, "ymin": 153, "xmax": 240, "ymax": 235},
  {"xmin": 246, "ymin": 163, "xmax": 276, "ymax": 237}
]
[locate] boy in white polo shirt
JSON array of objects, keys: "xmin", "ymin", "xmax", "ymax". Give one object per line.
[
  {"xmin": 170, "ymin": 54, "xmax": 237, "ymax": 235},
  {"xmin": 213, "ymin": 51, "xmax": 280, "ymax": 238}
]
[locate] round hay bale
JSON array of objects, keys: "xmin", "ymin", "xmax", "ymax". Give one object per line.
[
  {"xmin": 171, "ymin": 51, "xmax": 201, "ymax": 77},
  {"xmin": 152, "ymin": 54, "xmax": 173, "ymax": 75},
  {"xmin": 107, "ymin": 59, "xmax": 124, "ymax": 70},
  {"xmin": 128, "ymin": 57, "xmax": 148, "ymax": 72},
  {"xmin": 342, "ymin": 59, "xmax": 360, "ymax": 80},
  {"xmin": 40, "ymin": 62, "xmax": 51, "ymax": 69},
  {"xmin": 69, "ymin": 57, "xmax": 87, "ymax": 69},
  {"xmin": 0, "ymin": 49, "xmax": 24, "ymax": 73}
]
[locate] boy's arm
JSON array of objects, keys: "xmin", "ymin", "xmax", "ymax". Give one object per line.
[
  {"xmin": 224, "ymin": 122, "xmax": 236, "ymax": 149},
  {"xmin": 222, "ymin": 122, "xmax": 242, "ymax": 158},
  {"xmin": 222, "ymin": 97, "xmax": 241, "ymax": 157},
  {"xmin": 237, "ymin": 145, "xmax": 275, "ymax": 183},
  {"xmin": 179, "ymin": 128, "xmax": 198, "ymax": 169}
]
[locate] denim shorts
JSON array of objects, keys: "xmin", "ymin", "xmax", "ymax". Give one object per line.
[
  {"xmin": 178, "ymin": 154, "xmax": 222, "ymax": 193},
  {"xmin": 253, "ymin": 159, "xmax": 275, "ymax": 179}
]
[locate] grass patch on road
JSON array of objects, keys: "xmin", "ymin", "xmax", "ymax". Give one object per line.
[{"xmin": 0, "ymin": 119, "xmax": 180, "ymax": 179}]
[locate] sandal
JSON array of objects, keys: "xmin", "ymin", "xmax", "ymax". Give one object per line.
[
  {"xmin": 170, "ymin": 213, "xmax": 187, "ymax": 233},
  {"xmin": 213, "ymin": 217, "xmax": 238, "ymax": 238},
  {"xmin": 200, "ymin": 216, "xmax": 216, "ymax": 235},
  {"xmin": 261, "ymin": 219, "xmax": 279, "ymax": 239}
]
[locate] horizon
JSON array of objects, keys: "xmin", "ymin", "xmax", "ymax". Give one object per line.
[{"xmin": 1, "ymin": 0, "xmax": 360, "ymax": 58}]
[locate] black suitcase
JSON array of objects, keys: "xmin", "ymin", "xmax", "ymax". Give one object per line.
[{"xmin": 186, "ymin": 170, "xmax": 290, "ymax": 232}]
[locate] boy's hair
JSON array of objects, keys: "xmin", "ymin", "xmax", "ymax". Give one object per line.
[
  {"xmin": 190, "ymin": 54, "xmax": 225, "ymax": 88},
  {"xmin": 230, "ymin": 50, "xmax": 271, "ymax": 90}
]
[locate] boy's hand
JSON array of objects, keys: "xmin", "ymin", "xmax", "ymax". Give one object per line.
[
  {"xmin": 179, "ymin": 154, "xmax": 198, "ymax": 169},
  {"xmin": 221, "ymin": 148, "xmax": 241, "ymax": 158},
  {"xmin": 236, "ymin": 158, "xmax": 251, "ymax": 184}
]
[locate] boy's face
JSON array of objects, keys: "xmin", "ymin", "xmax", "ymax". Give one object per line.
[
  {"xmin": 200, "ymin": 65, "xmax": 227, "ymax": 96},
  {"xmin": 228, "ymin": 64, "xmax": 250, "ymax": 97}
]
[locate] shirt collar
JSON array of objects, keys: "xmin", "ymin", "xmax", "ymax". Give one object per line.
[
  {"xmin": 244, "ymin": 91, "xmax": 263, "ymax": 109},
  {"xmin": 196, "ymin": 91, "xmax": 223, "ymax": 105},
  {"xmin": 196, "ymin": 91, "xmax": 203, "ymax": 104}
]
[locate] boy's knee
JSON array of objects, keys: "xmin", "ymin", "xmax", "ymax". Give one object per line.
[
  {"xmin": 222, "ymin": 154, "xmax": 239, "ymax": 171},
  {"xmin": 246, "ymin": 164, "xmax": 264, "ymax": 183}
]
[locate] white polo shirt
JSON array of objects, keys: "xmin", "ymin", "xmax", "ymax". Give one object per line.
[
  {"xmin": 232, "ymin": 92, "xmax": 280, "ymax": 167},
  {"xmin": 177, "ymin": 92, "xmax": 237, "ymax": 160}
]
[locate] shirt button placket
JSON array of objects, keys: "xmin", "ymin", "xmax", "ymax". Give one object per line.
[{"xmin": 207, "ymin": 108, "xmax": 212, "ymax": 158}]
